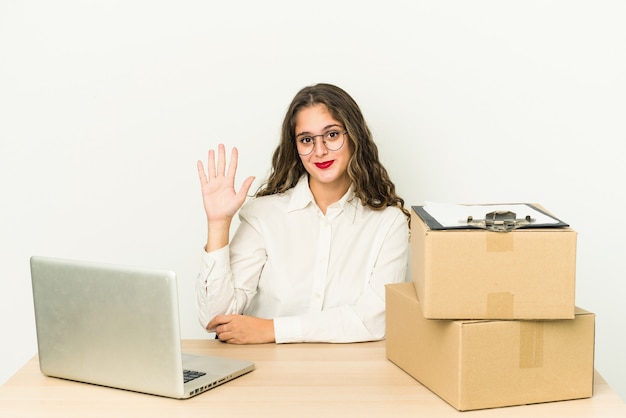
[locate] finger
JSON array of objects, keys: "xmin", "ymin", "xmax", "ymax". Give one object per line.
[
  {"xmin": 214, "ymin": 323, "xmax": 235, "ymax": 343},
  {"xmin": 237, "ymin": 176, "xmax": 256, "ymax": 200},
  {"xmin": 227, "ymin": 147, "xmax": 239, "ymax": 179},
  {"xmin": 207, "ymin": 316, "xmax": 222, "ymax": 330},
  {"xmin": 217, "ymin": 144, "xmax": 226, "ymax": 177},
  {"xmin": 207, "ymin": 149, "xmax": 216, "ymax": 179},
  {"xmin": 207, "ymin": 314, "xmax": 230, "ymax": 330},
  {"xmin": 197, "ymin": 160, "xmax": 208, "ymax": 184},
  {"xmin": 217, "ymin": 331, "xmax": 233, "ymax": 343}
]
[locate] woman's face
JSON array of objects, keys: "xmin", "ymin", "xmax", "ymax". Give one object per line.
[{"xmin": 294, "ymin": 103, "xmax": 353, "ymax": 193}]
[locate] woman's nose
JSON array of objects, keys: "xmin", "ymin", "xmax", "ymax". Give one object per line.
[{"xmin": 313, "ymin": 138, "xmax": 328, "ymax": 157}]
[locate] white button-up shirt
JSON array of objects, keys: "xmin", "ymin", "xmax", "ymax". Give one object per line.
[{"xmin": 196, "ymin": 176, "xmax": 409, "ymax": 343}]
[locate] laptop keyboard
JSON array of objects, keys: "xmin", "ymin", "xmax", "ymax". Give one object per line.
[{"xmin": 183, "ymin": 369, "xmax": 206, "ymax": 383}]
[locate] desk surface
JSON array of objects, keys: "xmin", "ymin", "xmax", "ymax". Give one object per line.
[{"xmin": 1, "ymin": 340, "xmax": 625, "ymax": 418}]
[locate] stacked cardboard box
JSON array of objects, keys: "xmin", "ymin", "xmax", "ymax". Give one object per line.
[{"xmin": 386, "ymin": 205, "xmax": 595, "ymax": 411}]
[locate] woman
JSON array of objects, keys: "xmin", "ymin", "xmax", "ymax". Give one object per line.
[{"xmin": 196, "ymin": 83, "xmax": 410, "ymax": 344}]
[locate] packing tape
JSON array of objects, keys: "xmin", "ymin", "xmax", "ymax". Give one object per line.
[
  {"xmin": 485, "ymin": 231, "xmax": 514, "ymax": 252},
  {"xmin": 519, "ymin": 322, "xmax": 544, "ymax": 368},
  {"xmin": 487, "ymin": 292, "xmax": 514, "ymax": 318}
]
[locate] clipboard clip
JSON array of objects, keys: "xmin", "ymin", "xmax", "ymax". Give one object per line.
[{"xmin": 466, "ymin": 211, "xmax": 534, "ymax": 232}]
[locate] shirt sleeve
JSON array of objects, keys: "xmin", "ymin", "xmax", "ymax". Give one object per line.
[
  {"xmin": 196, "ymin": 246, "xmax": 229, "ymax": 329},
  {"xmin": 273, "ymin": 209, "xmax": 410, "ymax": 343},
  {"xmin": 195, "ymin": 215, "xmax": 266, "ymax": 329}
]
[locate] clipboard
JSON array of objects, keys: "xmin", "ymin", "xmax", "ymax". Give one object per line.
[{"xmin": 413, "ymin": 203, "xmax": 569, "ymax": 232}]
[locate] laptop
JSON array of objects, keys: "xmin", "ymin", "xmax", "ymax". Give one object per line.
[{"xmin": 30, "ymin": 255, "xmax": 255, "ymax": 399}]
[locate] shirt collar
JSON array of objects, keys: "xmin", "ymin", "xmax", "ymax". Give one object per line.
[
  {"xmin": 287, "ymin": 176, "xmax": 315, "ymax": 212},
  {"xmin": 287, "ymin": 175, "xmax": 361, "ymax": 222}
]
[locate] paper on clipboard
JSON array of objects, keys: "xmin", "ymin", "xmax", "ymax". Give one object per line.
[{"xmin": 420, "ymin": 202, "xmax": 567, "ymax": 229}]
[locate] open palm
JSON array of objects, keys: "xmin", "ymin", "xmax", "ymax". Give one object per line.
[{"xmin": 197, "ymin": 145, "xmax": 255, "ymax": 223}]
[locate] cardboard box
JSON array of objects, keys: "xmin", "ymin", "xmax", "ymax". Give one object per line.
[
  {"xmin": 385, "ymin": 282, "xmax": 595, "ymax": 411},
  {"xmin": 411, "ymin": 206, "xmax": 577, "ymax": 319}
]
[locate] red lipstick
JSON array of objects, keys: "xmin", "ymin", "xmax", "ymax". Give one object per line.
[{"xmin": 314, "ymin": 161, "xmax": 334, "ymax": 169}]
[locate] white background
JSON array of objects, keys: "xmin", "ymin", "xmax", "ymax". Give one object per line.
[{"xmin": 1, "ymin": 0, "xmax": 625, "ymax": 402}]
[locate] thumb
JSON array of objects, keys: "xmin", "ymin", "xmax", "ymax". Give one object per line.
[{"xmin": 237, "ymin": 176, "xmax": 256, "ymax": 200}]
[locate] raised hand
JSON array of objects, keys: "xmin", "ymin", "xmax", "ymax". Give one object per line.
[{"xmin": 197, "ymin": 144, "xmax": 255, "ymax": 251}]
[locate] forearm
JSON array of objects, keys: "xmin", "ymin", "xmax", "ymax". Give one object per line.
[
  {"xmin": 196, "ymin": 219, "xmax": 265, "ymax": 330},
  {"xmin": 204, "ymin": 219, "xmax": 232, "ymax": 252},
  {"xmin": 196, "ymin": 248, "xmax": 244, "ymax": 329},
  {"xmin": 274, "ymin": 303, "xmax": 385, "ymax": 344}
]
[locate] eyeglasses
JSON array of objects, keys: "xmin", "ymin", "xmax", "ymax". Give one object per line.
[{"xmin": 295, "ymin": 129, "xmax": 347, "ymax": 156}]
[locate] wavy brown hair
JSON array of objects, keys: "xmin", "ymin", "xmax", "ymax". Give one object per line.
[{"xmin": 256, "ymin": 83, "xmax": 410, "ymax": 224}]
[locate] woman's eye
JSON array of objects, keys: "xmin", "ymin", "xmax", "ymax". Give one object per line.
[{"xmin": 301, "ymin": 137, "xmax": 313, "ymax": 144}]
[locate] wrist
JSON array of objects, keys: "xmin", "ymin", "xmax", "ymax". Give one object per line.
[{"xmin": 205, "ymin": 219, "xmax": 232, "ymax": 252}]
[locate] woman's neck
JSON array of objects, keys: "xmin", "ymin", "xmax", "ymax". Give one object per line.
[{"xmin": 309, "ymin": 177, "xmax": 351, "ymax": 214}]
